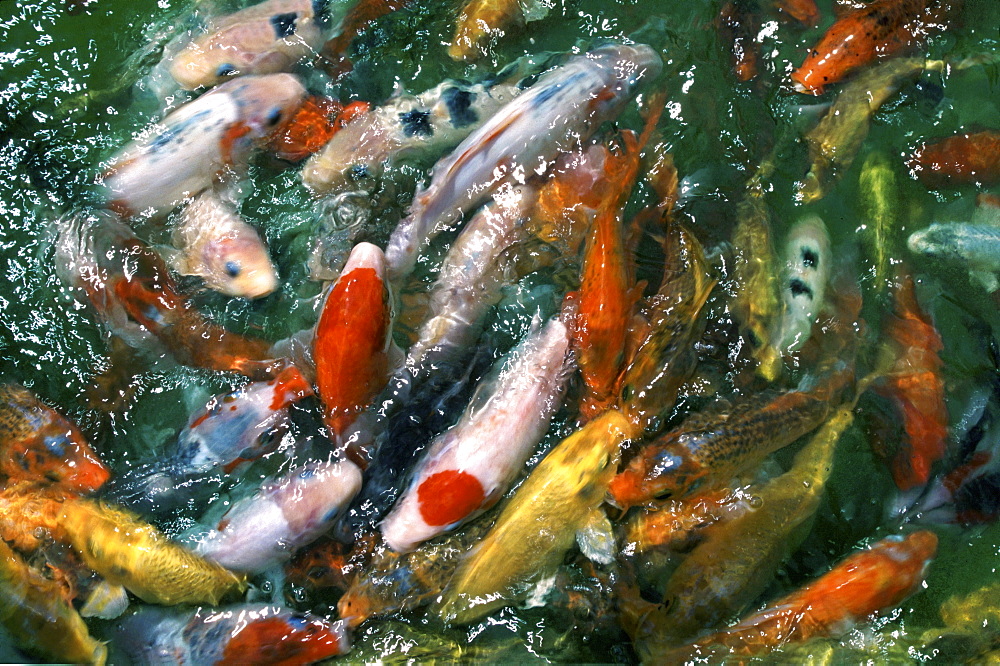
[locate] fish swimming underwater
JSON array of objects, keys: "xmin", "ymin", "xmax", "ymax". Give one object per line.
[
  {"xmin": 0, "ymin": 383, "xmax": 109, "ymax": 493},
  {"xmin": 116, "ymin": 604, "xmax": 350, "ymax": 664},
  {"xmin": 909, "ymin": 221, "xmax": 1000, "ymax": 292},
  {"xmin": 103, "ymin": 73, "xmax": 306, "ymax": 218},
  {"xmin": 790, "ymin": 0, "xmax": 956, "ymax": 94},
  {"xmin": 448, "ymin": 0, "xmax": 547, "ymax": 62},
  {"xmin": 170, "ymin": 190, "xmax": 279, "ymax": 299},
  {"xmin": 168, "ymin": 0, "xmax": 326, "ymax": 90},
  {"xmin": 384, "ymin": 43, "xmax": 662, "ymax": 282},
  {"xmin": 907, "ymin": 130, "xmax": 1000, "ymax": 188}
]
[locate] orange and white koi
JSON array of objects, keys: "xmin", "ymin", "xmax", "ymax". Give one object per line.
[
  {"xmin": 384, "ymin": 43, "xmax": 662, "ymax": 282},
  {"xmin": 103, "ymin": 73, "xmax": 305, "ymax": 218},
  {"xmin": 171, "ymin": 190, "xmax": 279, "ymax": 299},
  {"xmin": 0, "ymin": 383, "xmax": 109, "ymax": 493},
  {"xmin": 169, "ymin": 0, "xmax": 325, "ymax": 90},
  {"xmin": 314, "ymin": 242, "xmax": 394, "ymax": 445},
  {"xmin": 117, "ymin": 604, "xmax": 350, "ymax": 664},
  {"xmin": 267, "ymin": 96, "xmax": 370, "ymax": 163},
  {"xmin": 380, "ymin": 317, "xmax": 572, "ymax": 553},
  {"xmin": 669, "ymin": 531, "xmax": 938, "ymax": 660},
  {"xmin": 790, "ymin": 0, "xmax": 956, "ymax": 94},
  {"xmin": 198, "ymin": 458, "xmax": 362, "ymax": 573}
]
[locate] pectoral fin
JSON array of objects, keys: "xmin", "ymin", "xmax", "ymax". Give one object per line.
[
  {"xmin": 575, "ymin": 509, "xmax": 616, "ymax": 565},
  {"xmin": 81, "ymin": 580, "xmax": 130, "ymax": 619}
]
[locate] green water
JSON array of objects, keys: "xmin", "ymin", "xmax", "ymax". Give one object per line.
[{"xmin": 2, "ymin": 0, "xmax": 1000, "ymax": 662}]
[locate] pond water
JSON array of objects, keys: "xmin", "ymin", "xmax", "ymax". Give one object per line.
[{"xmin": 1, "ymin": 0, "xmax": 1000, "ymax": 662}]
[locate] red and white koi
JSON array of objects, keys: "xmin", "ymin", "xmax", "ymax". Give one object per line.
[
  {"xmin": 384, "ymin": 43, "xmax": 662, "ymax": 282},
  {"xmin": 380, "ymin": 317, "xmax": 572, "ymax": 553},
  {"xmin": 169, "ymin": 0, "xmax": 325, "ymax": 90},
  {"xmin": 198, "ymin": 458, "xmax": 362, "ymax": 573},
  {"xmin": 102, "ymin": 73, "xmax": 306, "ymax": 218}
]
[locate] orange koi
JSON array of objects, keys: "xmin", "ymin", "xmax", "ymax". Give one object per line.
[
  {"xmin": 268, "ymin": 96, "xmax": 370, "ymax": 163},
  {"xmin": 774, "ymin": 0, "xmax": 819, "ymax": 26},
  {"xmin": 790, "ymin": 0, "xmax": 957, "ymax": 94},
  {"xmin": 872, "ymin": 274, "xmax": 947, "ymax": 490},
  {"xmin": 449, "ymin": 0, "xmax": 523, "ymax": 61},
  {"xmin": 717, "ymin": 0, "xmax": 761, "ymax": 82},
  {"xmin": 622, "ymin": 486, "xmax": 752, "ymax": 555},
  {"xmin": 907, "ymin": 130, "xmax": 1000, "ymax": 188},
  {"xmin": 669, "ymin": 531, "xmax": 938, "ymax": 660},
  {"xmin": 0, "ymin": 384, "xmax": 109, "ymax": 493},
  {"xmin": 322, "ymin": 0, "xmax": 413, "ymax": 77},
  {"xmin": 314, "ymin": 242, "xmax": 393, "ymax": 444}
]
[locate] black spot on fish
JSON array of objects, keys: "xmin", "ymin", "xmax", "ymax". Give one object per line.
[
  {"xmin": 399, "ymin": 109, "xmax": 433, "ymax": 137},
  {"xmin": 350, "ymin": 164, "xmax": 370, "ymax": 180},
  {"xmin": 442, "ymin": 87, "xmax": 478, "ymax": 128},
  {"xmin": 801, "ymin": 247, "xmax": 819, "ymax": 268},
  {"xmin": 225, "ymin": 261, "xmax": 241, "ymax": 278},
  {"xmin": 789, "ymin": 278, "xmax": 813, "ymax": 299},
  {"xmin": 271, "ymin": 12, "xmax": 298, "ymax": 38}
]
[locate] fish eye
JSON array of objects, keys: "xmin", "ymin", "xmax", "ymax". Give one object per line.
[
  {"xmin": 225, "ymin": 261, "xmax": 241, "ymax": 278},
  {"xmin": 216, "ymin": 63, "xmax": 236, "ymax": 77},
  {"xmin": 266, "ymin": 107, "xmax": 283, "ymax": 126}
]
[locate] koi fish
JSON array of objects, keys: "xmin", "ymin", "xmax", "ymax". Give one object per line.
[
  {"xmin": 639, "ymin": 407, "xmax": 854, "ymax": 649},
  {"xmin": 858, "ymin": 151, "xmax": 902, "ymax": 294},
  {"xmin": 449, "ymin": 0, "xmax": 544, "ymax": 62},
  {"xmin": 435, "ymin": 409, "xmax": 630, "ymax": 625},
  {"xmin": 758, "ymin": 215, "xmax": 832, "ymax": 379},
  {"xmin": 314, "ymin": 242, "xmax": 394, "ymax": 445},
  {"xmin": 384, "ymin": 43, "xmax": 662, "ymax": 282},
  {"xmin": 790, "ymin": 0, "xmax": 956, "ymax": 94},
  {"xmin": 908, "ymin": 194, "xmax": 1000, "ymax": 291},
  {"xmin": 667, "ymin": 530, "xmax": 938, "ymax": 661},
  {"xmin": 774, "ymin": 0, "xmax": 819, "ymax": 26},
  {"xmin": 198, "ymin": 458, "xmax": 362, "ymax": 573},
  {"xmin": 620, "ymin": 224, "xmax": 715, "ymax": 437},
  {"xmin": 717, "ymin": 0, "xmax": 761, "ymax": 82},
  {"xmin": 302, "ymin": 77, "xmax": 521, "ymax": 195},
  {"xmin": 608, "ymin": 364, "xmax": 853, "ymax": 510},
  {"xmin": 320, "ymin": 0, "xmax": 413, "ymax": 77},
  {"xmin": 56, "ymin": 212, "xmax": 278, "ymax": 378},
  {"xmin": 0, "ymin": 383, "xmax": 109, "ymax": 493},
  {"xmin": 117, "ymin": 604, "xmax": 350, "ymax": 664},
  {"xmin": 168, "ymin": 0, "xmax": 325, "ymax": 90},
  {"xmin": 0, "ymin": 537, "xmax": 106, "ymax": 666},
  {"xmin": 797, "ymin": 57, "xmax": 944, "ymax": 204},
  {"xmin": 907, "ymin": 130, "xmax": 1000, "ymax": 188},
  {"xmin": 267, "ymin": 96, "xmax": 370, "ymax": 163},
  {"xmin": 105, "ymin": 365, "xmax": 312, "ymax": 516},
  {"xmin": 103, "ymin": 73, "xmax": 306, "ymax": 218},
  {"xmin": 57, "ymin": 497, "xmax": 246, "ymax": 607},
  {"xmin": 170, "ymin": 190, "xmax": 278, "ymax": 299},
  {"xmin": 380, "ymin": 317, "xmax": 572, "ymax": 553},
  {"xmin": 871, "ymin": 275, "xmax": 947, "ymax": 490}
]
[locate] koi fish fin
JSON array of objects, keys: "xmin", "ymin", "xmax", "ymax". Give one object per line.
[
  {"xmin": 81, "ymin": 580, "xmax": 130, "ymax": 619},
  {"xmin": 576, "ymin": 509, "xmax": 616, "ymax": 565}
]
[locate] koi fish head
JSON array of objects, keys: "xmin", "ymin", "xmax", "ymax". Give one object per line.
[
  {"xmin": 267, "ymin": 96, "xmax": 371, "ymax": 163},
  {"xmin": 584, "ymin": 44, "xmax": 663, "ymax": 119},
  {"xmin": 221, "ymin": 613, "xmax": 350, "ymax": 664},
  {"xmin": 200, "ymin": 232, "xmax": 279, "ymax": 299},
  {"xmin": 215, "ymin": 73, "xmax": 308, "ymax": 142},
  {"xmin": 607, "ymin": 438, "xmax": 697, "ymax": 511}
]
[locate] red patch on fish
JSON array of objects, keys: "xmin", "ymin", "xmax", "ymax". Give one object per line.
[
  {"xmin": 416, "ymin": 469, "xmax": 486, "ymax": 527},
  {"xmin": 267, "ymin": 96, "xmax": 371, "ymax": 163},
  {"xmin": 774, "ymin": 0, "xmax": 819, "ymax": 26},
  {"xmin": 219, "ymin": 616, "xmax": 345, "ymax": 665},
  {"xmin": 790, "ymin": 0, "xmax": 957, "ymax": 94},
  {"xmin": 220, "ymin": 121, "xmax": 253, "ymax": 165},
  {"xmin": 907, "ymin": 131, "xmax": 1000, "ymax": 188},
  {"xmin": 268, "ymin": 365, "xmax": 313, "ymax": 411}
]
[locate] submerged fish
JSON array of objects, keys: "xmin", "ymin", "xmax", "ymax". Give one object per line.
[
  {"xmin": 170, "ymin": 190, "xmax": 279, "ymax": 299},
  {"xmin": 608, "ymin": 364, "xmax": 853, "ymax": 510},
  {"xmin": 0, "ymin": 383, "xmax": 109, "ymax": 493},
  {"xmin": 717, "ymin": 0, "xmax": 762, "ymax": 82},
  {"xmin": 0, "ymin": 537, "xmax": 106, "ymax": 666},
  {"xmin": 633, "ymin": 407, "xmax": 854, "ymax": 650},
  {"xmin": 797, "ymin": 57, "xmax": 944, "ymax": 203},
  {"xmin": 380, "ymin": 317, "xmax": 571, "ymax": 553},
  {"xmin": 302, "ymin": 77, "xmax": 521, "ymax": 195},
  {"xmin": 858, "ymin": 151, "xmax": 902, "ymax": 294},
  {"xmin": 117, "ymin": 604, "xmax": 350, "ymax": 664},
  {"xmin": 384, "ymin": 43, "xmax": 662, "ymax": 282},
  {"xmin": 907, "ymin": 130, "xmax": 1000, "ymax": 188},
  {"xmin": 58, "ymin": 498, "xmax": 246, "ymax": 606},
  {"xmin": 320, "ymin": 0, "xmax": 413, "ymax": 77},
  {"xmin": 436, "ymin": 409, "xmax": 630, "ymax": 625},
  {"xmin": 909, "ymin": 222, "xmax": 1000, "ymax": 292},
  {"xmin": 198, "ymin": 458, "xmax": 363, "ymax": 573},
  {"xmin": 314, "ymin": 242, "xmax": 394, "ymax": 444},
  {"xmin": 449, "ymin": 0, "xmax": 544, "ymax": 62},
  {"xmin": 790, "ymin": 0, "xmax": 956, "ymax": 94},
  {"xmin": 667, "ymin": 530, "xmax": 938, "ymax": 661},
  {"xmin": 774, "ymin": 0, "xmax": 819, "ymax": 26},
  {"xmin": 169, "ymin": 0, "xmax": 325, "ymax": 90},
  {"xmin": 105, "ymin": 365, "xmax": 312, "ymax": 516},
  {"xmin": 103, "ymin": 73, "xmax": 306, "ymax": 217},
  {"xmin": 56, "ymin": 212, "xmax": 278, "ymax": 378}
]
